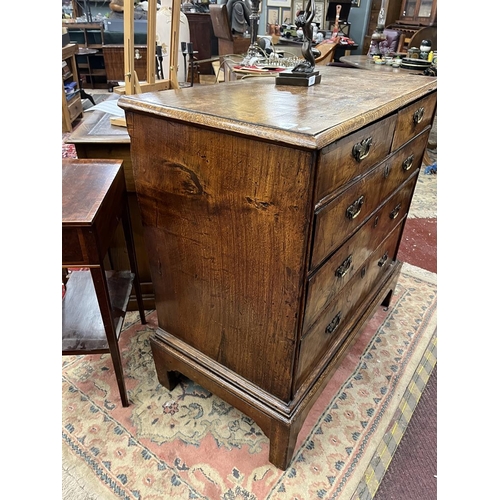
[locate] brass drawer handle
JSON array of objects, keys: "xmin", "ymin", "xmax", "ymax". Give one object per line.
[
  {"xmin": 335, "ymin": 254, "xmax": 353, "ymax": 278},
  {"xmin": 346, "ymin": 195, "xmax": 365, "ymax": 220},
  {"xmin": 325, "ymin": 312, "xmax": 342, "ymax": 335},
  {"xmin": 413, "ymin": 107, "xmax": 424, "ymax": 124},
  {"xmin": 389, "ymin": 203, "xmax": 401, "ymax": 219},
  {"xmin": 352, "ymin": 137, "xmax": 373, "ymax": 162},
  {"xmin": 378, "ymin": 251, "xmax": 389, "ymax": 267},
  {"xmin": 402, "ymin": 154, "xmax": 414, "ymax": 171}
]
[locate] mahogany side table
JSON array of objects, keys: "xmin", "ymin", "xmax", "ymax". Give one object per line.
[{"xmin": 62, "ymin": 158, "xmax": 146, "ymax": 407}]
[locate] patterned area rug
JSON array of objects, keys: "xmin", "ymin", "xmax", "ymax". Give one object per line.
[
  {"xmin": 62, "ymin": 263, "xmax": 437, "ymax": 500},
  {"xmin": 62, "ymin": 133, "xmax": 77, "ymax": 159}
]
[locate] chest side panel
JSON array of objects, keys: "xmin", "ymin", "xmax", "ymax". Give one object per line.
[{"xmin": 129, "ymin": 112, "xmax": 315, "ymax": 401}]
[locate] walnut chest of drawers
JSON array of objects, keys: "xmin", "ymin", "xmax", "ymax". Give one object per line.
[{"xmin": 119, "ymin": 69, "xmax": 437, "ymax": 470}]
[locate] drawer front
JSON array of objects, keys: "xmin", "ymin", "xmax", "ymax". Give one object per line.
[
  {"xmin": 68, "ymin": 97, "xmax": 83, "ymax": 122},
  {"xmin": 392, "ymin": 92, "xmax": 437, "ymax": 151},
  {"xmin": 381, "ymin": 126, "xmax": 431, "ymax": 197},
  {"xmin": 311, "ymin": 130, "xmax": 426, "ymax": 271},
  {"xmin": 62, "ymin": 227, "xmax": 85, "ymax": 265},
  {"xmin": 303, "ymin": 177, "xmax": 416, "ymax": 333},
  {"xmin": 378, "ymin": 128, "xmax": 430, "ymax": 204},
  {"xmin": 296, "ymin": 224, "xmax": 402, "ymax": 389},
  {"xmin": 315, "ymin": 114, "xmax": 397, "ymax": 203}
]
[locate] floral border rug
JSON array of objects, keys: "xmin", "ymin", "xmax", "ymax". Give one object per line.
[{"xmin": 62, "ymin": 263, "xmax": 437, "ymax": 500}]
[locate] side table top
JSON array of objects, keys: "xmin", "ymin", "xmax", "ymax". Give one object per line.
[
  {"xmin": 62, "ymin": 159, "xmax": 123, "ymax": 225},
  {"xmin": 66, "ymin": 93, "xmax": 131, "ymax": 145}
]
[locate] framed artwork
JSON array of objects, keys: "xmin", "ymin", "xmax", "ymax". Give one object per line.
[
  {"xmin": 313, "ymin": 1, "xmax": 324, "ymax": 27},
  {"xmin": 267, "ymin": 7, "xmax": 279, "ymax": 25},
  {"xmin": 267, "ymin": 0, "xmax": 292, "ymax": 7},
  {"xmin": 292, "ymin": 0, "xmax": 303, "ymax": 19},
  {"xmin": 281, "ymin": 8, "xmax": 292, "ymax": 24}
]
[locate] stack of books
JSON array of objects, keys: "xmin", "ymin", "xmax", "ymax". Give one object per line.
[
  {"xmin": 62, "ymin": 61, "xmax": 72, "ymax": 79},
  {"xmin": 64, "ymin": 81, "xmax": 78, "ymax": 101}
]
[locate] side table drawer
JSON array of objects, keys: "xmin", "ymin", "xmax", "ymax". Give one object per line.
[
  {"xmin": 68, "ymin": 97, "xmax": 83, "ymax": 122},
  {"xmin": 392, "ymin": 92, "xmax": 437, "ymax": 151},
  {"xmin": 62, "ymin": 227, "xmax": 85, "ymax": 264},
  {"xmin": 315, "ymin": 114, "xmax": 397, "ymax": 204}
]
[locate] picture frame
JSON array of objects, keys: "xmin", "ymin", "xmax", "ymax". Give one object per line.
[
  {"xmin": 281, "ymin": 8, "xmax": 292, "ymax": 24},
  {"xmin": 292, "ymin": 0, "xmax": 303, "ymax": 18},
  {"xmin": 267, "ymin": 0, "xmax": 292, "ymax": 7},
  {"xmin": 312, "ymin": 1, "xmax": 323, "ymax": 27},
  {"xmin": 267, "ymin": 7, "xmax": 279, "ymax": 26}
]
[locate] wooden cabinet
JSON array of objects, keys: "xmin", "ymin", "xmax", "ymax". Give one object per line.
[
  {"xmin": 118, "ymin": 69, "xmax": 437, "ymax": 469},
  {"xmin": 64, "ymin": 22, "xmax": 107, "ymax": 88},
  {"xmin": 398, "ymin": 0, "xmax": 436, "ymax": 26},
  {"xmin": 185, "ymin": 13, "xmax": 218, "ymax": 75},
  {"xmin": 363, "ymin": 0, "xmax": 436, "ymax": 54},
  {"xmin": 62, "ymin": 43, "xmax": 83, "ymax": 132},
  {"xmin": 103, "ymin": 45, "xmax": 148, "ymax": 89}
]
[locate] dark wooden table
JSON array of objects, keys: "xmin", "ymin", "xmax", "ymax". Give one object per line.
[
  {"xmin": 66, "ymin": 96, "xmax": 156, "ymax": 310},
  {"xmin": 62, "ymin": 158, "xmax": 146, "ymax": 407},
  {"xmin": 339, "ymin": 55, "xmax": 406, "ymax": 72}
]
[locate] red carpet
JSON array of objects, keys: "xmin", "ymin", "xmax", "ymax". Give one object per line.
[{"xmin": 398, "ymin": 217, "xmax": 437, "ymax": 274}]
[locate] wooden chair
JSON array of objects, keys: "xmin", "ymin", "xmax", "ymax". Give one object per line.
[
  {"xmin": 314, "ymin": 41, "xmax": 338, "ymax": 65},
  {"xmin": 408, "ymin": 26, "xmax": 437, "ymax": 52},
  {"xmin": 209, "ymin": 4, "xmax": 251, "ymax": 56}
]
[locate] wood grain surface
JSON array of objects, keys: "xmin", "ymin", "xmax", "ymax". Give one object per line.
[{"xmin": 118, "ymin": 67, "xmax": 437, "ymax": 150}]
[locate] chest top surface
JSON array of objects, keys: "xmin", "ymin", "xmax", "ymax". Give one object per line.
[{"xmin": 118, "ymin": 67, "xmax": 437, "ymax": 149}]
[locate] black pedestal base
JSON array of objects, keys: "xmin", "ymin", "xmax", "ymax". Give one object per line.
[{"xmin": 276, "ymin": 69, "xmax": 321, "ymax": 87}]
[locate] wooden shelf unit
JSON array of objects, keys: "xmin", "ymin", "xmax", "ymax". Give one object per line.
[
  {"xmin": 63, "ymin": 21, "xmax": 108, "ymax": 89},
  {"xmin": 62, "ymin": 43, "xmax": 83, "ymax": 132},
  {"xmin": 397, "ymin": 0, "xmax": 436, "ymax": 26}
]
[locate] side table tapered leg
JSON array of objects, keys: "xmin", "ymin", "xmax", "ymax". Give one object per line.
[
  {"xmin": 121, "ymin": 200, "xmax": 146, "ymax": 324},
  {"xmin": 90, "ymin": 266, "xmax": 130, "ymax": 407}
]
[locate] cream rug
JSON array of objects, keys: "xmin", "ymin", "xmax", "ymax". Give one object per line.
[{"xmin": 62, "ymin": 263, "xmax": 437, "ymax": 499}]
